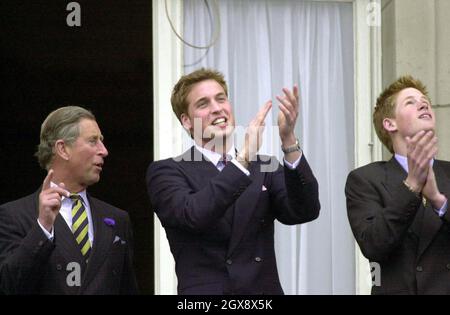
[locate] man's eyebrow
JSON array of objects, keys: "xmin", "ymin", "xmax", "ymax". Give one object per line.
[
  {"xmin": 89, "ymin": 134, "xmax": 104, "ymax": 141},
  {"xmin": 403, "ymin": 95, "xmax": 430, "ymax": 102},
  {"xmin": 194, "ymin": 97, "xmax": 208, "ymax": 105},
  {"xmin": 193, "ymin": 92, "xmax": 227, "ymax": 105}
]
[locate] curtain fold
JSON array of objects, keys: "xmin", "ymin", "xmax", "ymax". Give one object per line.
[{"xmin": 183, "ymin": 0, "xmax": 355, "ymax": 294}]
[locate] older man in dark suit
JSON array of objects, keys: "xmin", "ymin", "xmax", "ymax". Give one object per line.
[
  {"xmin": 346, "ymin": 76, "xmax": 450, "ymax": 294},
  {"xmin": 146, "ymin": 68, "xmax": 320, "ymax": 294},
  {"xmin": 0, "ymin": 106, "xmax": 138, "ymax": 294}
]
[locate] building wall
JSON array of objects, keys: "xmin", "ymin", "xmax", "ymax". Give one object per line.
[{"xmin": 382, "ymin": 0, "xmax": 450, "ymax": 160}]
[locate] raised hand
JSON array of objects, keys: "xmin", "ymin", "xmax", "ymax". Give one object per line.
[
  {"xmin": 38, "ymin": 169, "xmax": 70, "ymax": 232},
  {"xmin": 277, "ymin": 85, "xmax": 299, "ymax": 143},
  {"xmin": 422, "ymin": 162, "xmax": 447, "ymax": 210},
  {"xmin": 405, "ymin": 130, "xmax": 437, "ymax": 193},
  {"xmin": 238, "ymin": 100, "xmax": 272, "ymax": 166}
]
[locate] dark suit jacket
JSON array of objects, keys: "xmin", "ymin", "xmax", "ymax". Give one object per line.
[
  {"xmin": 0, "ymin": 189, "xmax": 138, "ymax": 295},
  {"xmin": 146, "ymin": 147, "xmax": 320, "ymax": 295},
  {"xmin": 346, "ymin": 157, "xmax": 450, "ymax": 294}
]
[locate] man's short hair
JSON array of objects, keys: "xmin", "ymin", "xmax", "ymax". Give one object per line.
[
  {"xmin": 35, "ymin": 106, "xmax": 95, "ymax": 170},
  {"xmin": 171, "ymin": 68, "xmax": 228, "ymax": 122},
  {"xmin": 373, "ymin": 75, "xmax": 429, "ymax": 153}
]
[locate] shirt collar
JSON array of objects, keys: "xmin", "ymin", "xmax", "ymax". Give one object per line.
[
  {"xmin": 394, "ymin": 153, "xmax": 434, "ymax": 173},
  {"xmin": 50, "ymin": 182, "xmax": 87, "ymax": 204},
  {"xmin": 194, "ymin": 143, "xmax": 236, "ymax": 167}
]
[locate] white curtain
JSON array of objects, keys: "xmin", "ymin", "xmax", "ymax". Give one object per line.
[{"xmin": 183, "ymin": 0, "xmax": 355, "ymax": 294}]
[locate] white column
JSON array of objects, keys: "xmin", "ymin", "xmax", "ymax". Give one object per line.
[
  {"xmin": 152, "ymin": 0, "xmax": 183, "ymax": 295},
  {"xmin": 353, "ymin": 0, "xmax": 382, "ymax": 295}
]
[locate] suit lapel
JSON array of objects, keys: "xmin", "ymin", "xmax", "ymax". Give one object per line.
[
  {"xmin": 227, "ymin": 161, "xmax": 264, "ymax": 256},
  {"xmin": 382, "ymin": 158, "xmax": 425, "ymax": 238},
  {"xmin": 416, "ymin": 161, "xmax": 448, "ymax": 259},
  {"xmin": 416, "ymin": 202, "xmax": 442, "ymax": 259},
  {"xmin": 181, "ymin": 147, "xmax": 235, "ymax": 227},
  {"xmin": 180, "ymin": 147, "xmax": 221, "ymax": 186},
  {"xmin": 181, "ymin": 147, "xmax": 263, "ymax": 255},
  {"xmin": 434, "ymin": 161, "xmax": 450, "ymax": 202},
  {"xmin": 80, "ymin": 196, "xmax": 113, "ymax": 291},
  {"xmin": 382, "ymin": 158, "xmax": 446, "ymax": 259},
  {"xmin": 382, "ymin": 157, "xmax": 407, "ymax": 197},
  {"xmin": 54, "ymin": 214, "xmax": 85, "ymax": 263}
]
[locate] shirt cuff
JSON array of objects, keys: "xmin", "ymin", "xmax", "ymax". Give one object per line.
[
  {"xmin": 435, "ymin": 199, "xmax": 448, "ymax": 218},
  {"xmin": 231, "ymin": 159, "xmax": 250, "ymax": 176},
  {"xmin": 284, "ymin": 156, "xmax": 302, "ymax": 170},
  {"xmin": 37, "ymin": 219, "xmax": 54, "ymax": 241}
]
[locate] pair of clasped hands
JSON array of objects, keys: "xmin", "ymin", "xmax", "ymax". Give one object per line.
[{"xmin": 405, "ymin": 130, "xmax": 446, "ymax": 209}]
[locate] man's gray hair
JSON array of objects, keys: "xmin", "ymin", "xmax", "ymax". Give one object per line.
[{"xmin": 35, "ymin": 106, "xmax": 95, "ymax": 170}]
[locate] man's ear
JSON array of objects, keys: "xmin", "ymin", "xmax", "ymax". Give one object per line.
[
  {"xmin": 383, "ymin": 117, "xmax": 397, "ymax": 133},
  {"xmin": 180, "ymin": 113, "xmax": 192, "ymax": 132},
  {"xmin": 55, "ymin": 140, "xmax": 70, "ymax": 161}
]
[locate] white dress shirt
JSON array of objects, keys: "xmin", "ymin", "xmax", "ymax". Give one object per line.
[{"xmin": 194, "ymin": 144, "xmax": 301, "ymax": 174}]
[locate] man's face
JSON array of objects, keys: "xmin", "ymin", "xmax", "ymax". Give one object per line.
[
  {"xmin": 386, "ymin": 87, "xmax": 435, "ymax": 138},
  {"xmin": 181, "ymin": 79, "xmax": 235, "ymax": 146},
  {"xmin": 66, "ymin": 118, "xmax": 108, "ymax": 189}
]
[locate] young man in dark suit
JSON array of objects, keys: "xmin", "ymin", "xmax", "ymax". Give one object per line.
[
  {"xmin": 146, "ymin": 68, "xmax": 320, "ymax": 294},
  {"xmin": 0, "ymin": 106, "xmax": 138, "ymax": 294},
  {"xmin": 346, "ymin": 76, "xmax": 450, "ymax": 294}
]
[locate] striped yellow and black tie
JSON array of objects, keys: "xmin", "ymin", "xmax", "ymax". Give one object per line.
[{"xmin": 70, "ymin": 194, "xmax": 92, "ymax": 260}]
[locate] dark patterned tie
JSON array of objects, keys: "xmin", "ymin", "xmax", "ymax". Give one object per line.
[
  {"xmin": 70, "ymin": 194, "xmax": 92, "ymax": 259},
  {"xmin": 222, "ymin": 155, "xmax": 229, "ymax": 165},
  {"xmin": 218, "ymin": 154, "xmax": 230, "ymax": 171}
]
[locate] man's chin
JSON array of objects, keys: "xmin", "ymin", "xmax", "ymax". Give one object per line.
[
  {"xmin": 406, "ymin": 126, "xmax": 435, "ymax": 138},
  {"xmin": 419, "ymin": 125, "xmax": 435, "ymax": 133},
  {"xmin": 85, "ymin": 176, "xmax": 100, "ymax": 187},
  {"xmin": 202, "ymin": 126, "xmax": 234, "ymax": 139},
  {"xmin": 194, "ymin": 132, "xmax": 233, "ymax": 149}
]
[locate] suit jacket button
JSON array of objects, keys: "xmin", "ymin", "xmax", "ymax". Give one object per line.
[
  {"xmin": 254, "ymin": 257, "xmax": 262, "ymax": 262},
  {"xmin": 56, "ymin": 264, "xmax": 62, "ymax": 271},
  {"xmin": 416, "ymin": 266, "xmax": 423, "ymax": 272},
  {"xmin": 38, "ymin": 240, "xmax": 44, "ymax": 246},
  {"xmin": 446, "ymin": 264, "xmax": 450, "ymax": 270},
  {"xmin": 112, "ymin": 269, "xmax": 118, "ymax": 276},
  {"xmin": 226, "ymin": 259, "xmax": 233, "ymax": 265}
]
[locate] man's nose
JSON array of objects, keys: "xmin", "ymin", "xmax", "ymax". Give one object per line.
[
  {"xmin": 210, "ymin": 100, "xmax": 222, "ymax": 113},
  {"xmin": 98, "ymin": 140, "xmax": 109, "ymax": 157},
  {"xmin": 417, "ymin": 99, "xmax": 430, "ymax": 111},
  {"xmin": 418, "ymin": 101, "xmax": 429, "ymax": 111}
]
